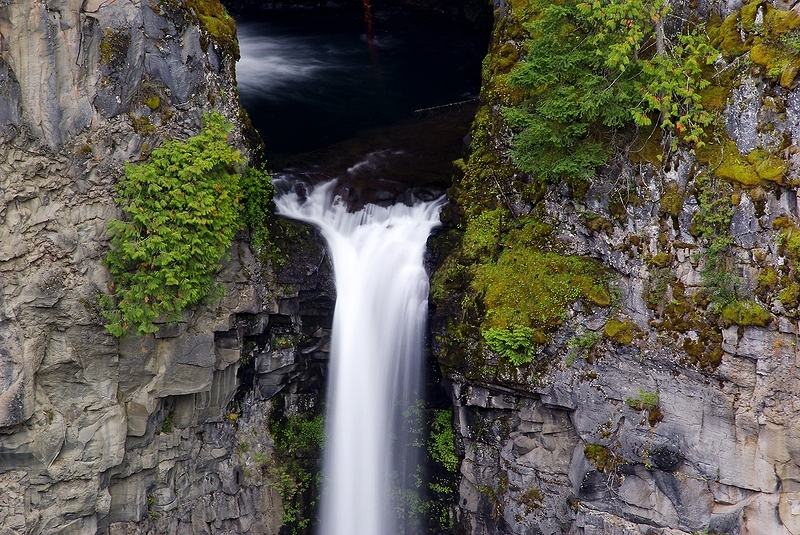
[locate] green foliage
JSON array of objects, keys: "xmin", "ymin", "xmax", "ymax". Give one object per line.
[
  {"xmin": 692, "ymin": 174, "xmax": 738, "ymax": 313},
  {"xmin": 566, "ymin": 329, "xmax": 602, "ymax": 365},
  {"xmin": 505, "ymin": 0, "xmax": 718, "ymax": 183},
  {"xmin": 269, "ymin": 410, "xmax": 324, "ymax": 534},
  {"xmin": 239, "ymin": 166, "xmax": 275, "ymax": 250},
  {"xmin": 160, "ymin": 412, "xmax": 174, "ymax": 434},
  {"xmin": 483, "ymin": 326, "xmax": 539, "ymax": 365},
  {"xmin": 421, "ymin": 406, "xmax": 460, "ymax": 532},
  {"xmin": 693, "ymin": 174, "xmax": 769, "ymax": 325},
  {"xmin": 272, "ymin": 413, "xmax": 325, "ymax": 455},
  {"xmin": 636, "ymin": 29, "xmax": 717, "ymax": 150},
  {"xmin": 102, "ymin": 112, "xmax": 244, "ymax": 336},
  {"xmin": 428, "ymin": 409, "xmax": 459, "ymax": 474}
]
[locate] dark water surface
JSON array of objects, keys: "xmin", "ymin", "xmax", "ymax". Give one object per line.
[{"xmin": 234, "ymin": 8, "xmax": 488, "ymax": 166}]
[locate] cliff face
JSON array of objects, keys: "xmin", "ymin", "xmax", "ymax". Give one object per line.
[
  {"xmin": 0, "ymin": 1, "xmax": 334, "ymax": 533},
  {"xmin": 432, "ymin": 1, "xmax": 800, "ymax": 534}
]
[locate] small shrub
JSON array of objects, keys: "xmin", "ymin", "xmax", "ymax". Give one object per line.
[
  {"xmin": 584, "ymin": 444, "xmax": 619, "ymax": 473},
  {"xmin": 239, "ymin": 166, "xmax": 275, "ymax": 251},
  {"xmin": 505, "ymin": 0, "xmax": 718, "ymax": 184},
  {"xmin": 566, "ymin": 330, "xmax": 602, "ymax": 365}
]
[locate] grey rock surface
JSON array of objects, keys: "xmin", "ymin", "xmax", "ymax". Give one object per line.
[
  {"xmin": 436, "ymin": 3, "xmax": 800, "ymax": 535},
  {"xmin": 0, "ymin": 0, "xmax": 329, "ymax": 533}
]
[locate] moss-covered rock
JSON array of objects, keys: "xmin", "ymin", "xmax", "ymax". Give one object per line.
[{"xmin": 720, "ymin": 299, "xmax": 771, "ymax": 327}]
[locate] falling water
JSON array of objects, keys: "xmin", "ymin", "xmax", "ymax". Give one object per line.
[{"xmin": 275, "ymin": 180, "xmax": 445, "ymax": 535}]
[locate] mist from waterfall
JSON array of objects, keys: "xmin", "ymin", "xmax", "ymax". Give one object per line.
[{"xmin": 275, "ymin": 180, "xmax": 445, "ymax": 535}]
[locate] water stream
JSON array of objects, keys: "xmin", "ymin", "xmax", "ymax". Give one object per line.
[{"xmin": 274, "ymin": 180, "xmax": 445, "ymax": 535}]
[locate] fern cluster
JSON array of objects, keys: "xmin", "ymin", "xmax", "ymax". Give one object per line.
[{"xmin": 102, "ymin": 112, "xmax": 272, "ymax": 336}]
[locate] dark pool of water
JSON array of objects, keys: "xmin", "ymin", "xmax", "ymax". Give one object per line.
[{"xmin": 234, "ymin": 7, "xmax": 489, "ymax": 161}]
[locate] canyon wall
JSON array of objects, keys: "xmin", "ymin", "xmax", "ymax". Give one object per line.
[
  {"xmin": 432, "ymin": 1, "xmax": 800, "ymax": 534},
  {"xmin": 0, "ymin": 1, "xmax": 334, "ymax": 533}
]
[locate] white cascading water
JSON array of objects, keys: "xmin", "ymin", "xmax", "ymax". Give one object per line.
[{"xmin": 275, "ymin": 180, "xmax": 445, "ymax": 535}]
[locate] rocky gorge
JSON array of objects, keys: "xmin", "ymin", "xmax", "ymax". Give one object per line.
[{"xmin": 3, "ymin": 0, "xmax": 800, "ymax": 534}]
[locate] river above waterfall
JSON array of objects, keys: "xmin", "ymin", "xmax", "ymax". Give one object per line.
[{"xmin": 235, "ymin": 7, "xmax": 488, "ymax": 162}]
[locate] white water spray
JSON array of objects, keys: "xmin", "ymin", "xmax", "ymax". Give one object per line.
[{"xmin": 275, "ymin": 180, "xmax": 445, "ymax": 535}]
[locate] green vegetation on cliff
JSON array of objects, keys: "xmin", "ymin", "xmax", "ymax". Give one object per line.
[
  {"xmin": 504, "ymin": 0, "xmax": 717, "ymax": 184},
  {"xmin": 268, "ymin": 408, "xmax": 324, "ymax": 534},
  {"xmin": 102, "ymin": 112, "xmax": 273, "ymax": 336},
  {"xmin": 435, "ymin": 0, "xmax": 800, "ymax": 379}
]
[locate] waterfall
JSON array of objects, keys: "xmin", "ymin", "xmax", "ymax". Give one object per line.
[{"xmin": 275, "ymin": 180, "xmax": 445, "ymax": 535}]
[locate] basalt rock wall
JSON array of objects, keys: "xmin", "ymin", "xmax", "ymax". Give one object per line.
[
  {"xmin": 431, "ymin": 0, "xmax": 800, "ymax": 534},
  {"xmin": 0, "ymin": 1, "xmax": 335, "ymax": 533}
]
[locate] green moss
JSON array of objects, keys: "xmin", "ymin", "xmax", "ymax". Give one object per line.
[
  {"xmin": 757, "ymin": 265, "xmax": 779, "ymax": 293},
  {"xmin": 781, "ymin": 225, "xmax": 800, "ymax": 260},
  {"xmin": 185, "ymin": 0, "xmax": 239, "ymax": 59},
  {"xmin": 712, "ymin": 2, "xmax": 800, "ymax": 88},
  {"xmin": 629, "ymin": 126, "xmax": 664, "ymax": 166},
  {"xmin": 505, "ymin": 217, "xmax": 554, "ymax": 248},
  {"xmin": 584, "ymin": 213, "xmax": 614, "ymax": 234},
  {"xmin": 584, "ymin": 444, "xmax": 619, "ymax": 473},
  {"xmin": 711, "ymin": 11, "xmax": 751, "ymax": 58},
  {"xmin": 144, "ymin": 95, "xmax": 161, "ymax": 110},
  {"xmin": 473, "ymin": 247, "xmax": 609, "ymax": 331},
  {"xmin": 747, "ymin": 150, "xmax": 788, "ymax": 182},
  {"xmin": 698, "ymin": 85, "xmax": 729, "ymax": 112},
  {"xmin": 720, "ymin": 299, "xmax": 771, "ymax": 326},
  {"xmin": 129, "ymin": 114, "xmax": 155, "ymax": 135},
  {"xmin": 646, "ymin": 252, "xmax": 673, "ymax": 269},
  {"xmin": 714, "ymin": 142, "xmax": 761, "ymax": 186},
  {"xmin": 519, "ymin": 487, "xmax": 544, "ymax": 513},
  {"xmin": 603, "ymin": 318, "xmax": 641, "ymax": 344},
  {"xmin": 779, "ymin": 282, "xmax": 800, "ymax": 308},
  {"xmin": 462, "ymin": 208, "xmax": 505, "ymax": 260},
  {"xmin": 772, "ymin": 215, "xmax": 795, "ymax": 230},
  {"xmin": 659, "ymin": 183, "xmax": 684, "ymax": 218},
  {"xmin": 430, "ymin": 255, "xmax": 469, "ymax": 304},
  {"xmin": 100, "ymin": 27, "xmax": 130, "ymax": 67}
]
